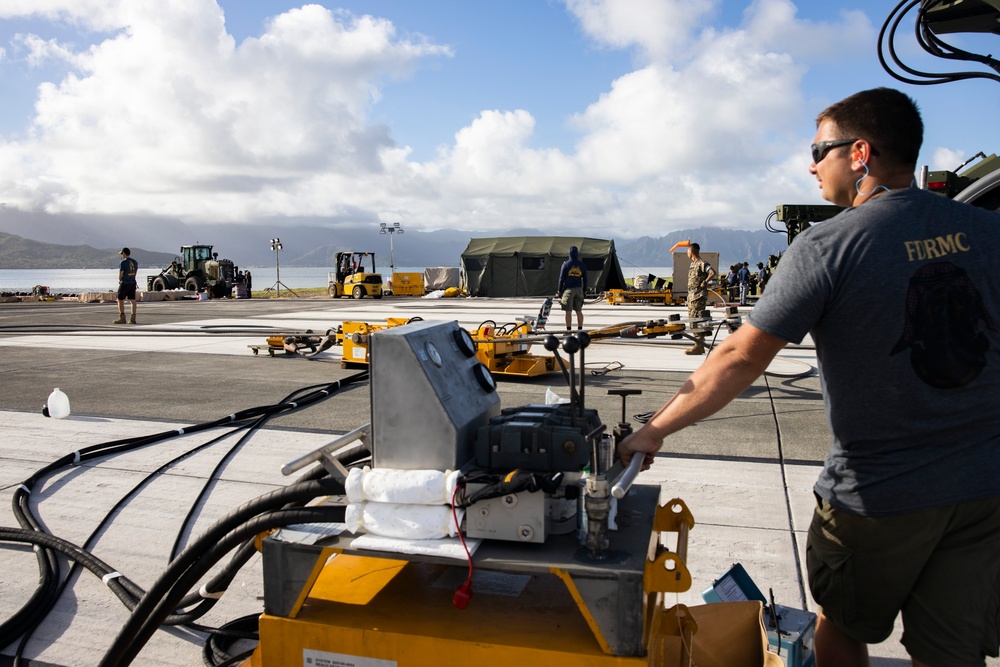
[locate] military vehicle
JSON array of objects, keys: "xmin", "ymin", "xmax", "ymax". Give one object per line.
[{"xmin": 147, "ymin": 244, "xmax": 236, "ymax": 298}]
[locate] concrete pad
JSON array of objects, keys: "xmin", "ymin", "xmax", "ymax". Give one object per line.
[
  {"xmin": 0, "ymin": 411, "xmax": 335, "ymax": 667},
  {"xmin": 1, "ymin": 297, "xmax": 995, "ymax": 667},
  {"xmin": 0, "ymin": 299, "xmax": 815, "ymax": 375}
]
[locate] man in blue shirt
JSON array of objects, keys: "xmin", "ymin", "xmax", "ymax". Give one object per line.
[
  {"xmin": 115, "ymin": 247, "xmax": 138, "ymax": 324},
  {"xmin": 557, "ymin": 246, "xmax": 587, "ymax": 330},
  {"xmin": 736, "ymin": 262, "xmax": 751, "ymax": 306}
]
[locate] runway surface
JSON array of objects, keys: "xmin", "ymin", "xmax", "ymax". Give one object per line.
[{"xmin": 0, "ymin": 295, "xmax": 956, "ymax": 666}]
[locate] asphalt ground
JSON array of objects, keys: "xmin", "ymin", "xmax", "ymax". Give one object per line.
[
  {"xmin": 0, "ymin": 294, "xmax": 968, "ymax": 666},
  {"xmin": 0, "ymin": 296, "xmax": 826, "ymax": 460}
]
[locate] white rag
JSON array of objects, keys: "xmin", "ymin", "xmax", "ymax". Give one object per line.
[
  {"xmin": 345, "ymin": 467, "xmax": 460, "ymax": 505},
  {"xmin": 346, "ymin": 502, "xmax": 464, "ymax": 539},
  {"xmin": 350, "ymin": 534, "xmax": 480, "ymax": 560}
]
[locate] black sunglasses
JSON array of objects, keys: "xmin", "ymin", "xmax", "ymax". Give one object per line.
[{"xmin": 811, "ymin": 138, "xmax": 857, "ymax": 164}]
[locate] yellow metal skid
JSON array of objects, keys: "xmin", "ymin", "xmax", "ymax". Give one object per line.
[
  {"xmin": 605, "ymin": 288, "xmax": 679, "ymax": 305},
  {"xmin": 334, "ymin": 317, "xmax": 689, "ymax": 374},
  {"xmin": 258, "ymin": 559, "xmax": 645, "ymax": 666},
  {"xmin": 250, "ymin": 495, "xmax": 706, "ymax": 666}
]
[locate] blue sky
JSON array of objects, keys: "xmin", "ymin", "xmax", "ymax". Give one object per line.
[{"xmin": 0, "ymin": 0, "xmax": 996, "ymax": 239}]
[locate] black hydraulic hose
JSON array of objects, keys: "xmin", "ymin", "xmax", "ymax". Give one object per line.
[
  {"xmin": 169, "ymin": 382, "xmax": 328, "ymax": 560},
  {"xmin": 4, "ymin": 372, "xmax": 370, "ymax": 657},
  {"xmin": 97, "ymin": 478, "xmax": 344, "ymax": 663},
  {"xmin": 4, "ymin": 423, "xmax": 261, "ymax": 659},
  {"xmin": 0, "ymin": 527, "xmax": 175, "ymax": 617},
  {"xmin": 0, "ymin": 543, "xmax": 60, "ymax": 655},
  {"xmin": 199, "ymin": 614, "xmax": 260, "ymax": 667},
  {"xmin": 101, "ymin": 501, "xmax": 347, "ymax": 667},
  {"xmin": 134, "ymin": 505, "xmax": 347, "ymax": 665},
  {"xmin": 3, "ymin": 420, "xmax": 266, "ymax": 653}
]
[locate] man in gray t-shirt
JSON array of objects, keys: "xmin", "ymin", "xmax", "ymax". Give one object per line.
[{"xmin": 617, "ymin": 88, "xmax": 1000, "ymax": 667}]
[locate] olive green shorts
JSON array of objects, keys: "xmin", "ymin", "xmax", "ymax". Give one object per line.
[
  {"xmin": 807, "ymin": 494, "xmax": 1000, "ymax": 666},
  {"xmin": 560, "ymin": 287, "xmax": 584, "ymax": 312}
]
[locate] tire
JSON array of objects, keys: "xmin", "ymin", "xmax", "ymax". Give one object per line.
[
  {"xmin": 329, "ymin": 284, "xmax": 341, "ymax": 299},
  {"xmin": 373, "ymin": 293, "xmax": 383, "ymax": 300},
  {"xmin": 353, "ymin": 286, "xmax": 365, "ymax": 299},
  {"xmin": 184, "ymin": 276, "xmax": 204, "ymax": 292},
  {"xmin": 152, "ymin": 277, "xmax": 170, "ymax": 292},
  {"xmin": 210, "ymin": 282, "xmax": 229, "ymax": 299},
  {"xmin": 956, "ymin": 168, "xmax": 1000, "ymax": 213}
]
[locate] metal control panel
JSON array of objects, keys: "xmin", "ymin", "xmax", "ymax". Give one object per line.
[{"xmin": 370, "ymin": 319, "xmax": 500, "ymax": 471}]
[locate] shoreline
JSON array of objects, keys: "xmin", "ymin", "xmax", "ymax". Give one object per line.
[{"xmin": 1, "ymin": 286, "xmax": 336, "ymax": 303}]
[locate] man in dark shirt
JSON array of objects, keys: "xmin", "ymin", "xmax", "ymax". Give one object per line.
[
  {"xmin": 737, "ymin": 262, "xmax": 751, "ymax": 306},
  {"xmin": 557, "ymin": 246, "xmax": 587, "ymax": 330},
  {"xmin": 115, "ymin": 247, "xmax": 138, "ymax": 324}
]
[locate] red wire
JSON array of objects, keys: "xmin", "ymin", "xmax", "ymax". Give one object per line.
[{"xmin": 451, "ymin": 484, "xmax": 474, "ymax": 581}]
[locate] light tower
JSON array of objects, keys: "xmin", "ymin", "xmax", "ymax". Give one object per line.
[
  {"xmin": 379, "ymin": 222, "xmax": 404, "ymax": 293},
  {"xmin": 379, "ymin": 222, "xmax": 404, "ymax": 275},
  {"xmin": 267, "ymin": 238, "xmax": 297, "ymax": 298}
]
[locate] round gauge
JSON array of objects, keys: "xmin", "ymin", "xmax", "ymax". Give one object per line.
[
  {"xmin": 473, "ymin": 363, "xmax": 497, "ymax": 393},
  {"xmin": 425, "ymin": 341, "xmax": 443, "ymax": 366},
  {"xmin": 453, "ymin": 327, "xmax": 477, "ymax": 357}
]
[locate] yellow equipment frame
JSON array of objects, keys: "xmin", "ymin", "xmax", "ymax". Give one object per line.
[{"xmin": 248, "ymin": 492, "xmax": 699, "ymax": 666}]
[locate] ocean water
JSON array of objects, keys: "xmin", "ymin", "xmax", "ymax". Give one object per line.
[
  {"xmin": 0, "ymin": 266, "xmax": 434, "ymax": 294},
  {"xmin": 0, "ymin": 264, "xmax": 673, "ymax": 294}
]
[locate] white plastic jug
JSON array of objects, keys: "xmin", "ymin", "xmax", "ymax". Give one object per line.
[{"xmin": 47, "ymin": 388, "xmax": 71, "ymax": 419}]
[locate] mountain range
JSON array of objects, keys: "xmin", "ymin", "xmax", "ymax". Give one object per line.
[{"xmin": 0, "ymin": 208, "xmax": 791, "ymax": 271}]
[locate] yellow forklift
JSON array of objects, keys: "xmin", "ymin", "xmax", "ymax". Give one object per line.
[{"xmin": 328, "ymin": 251, "xmax": 384, "ymax": 299}]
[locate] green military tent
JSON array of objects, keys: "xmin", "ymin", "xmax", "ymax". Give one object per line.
[{"xmin": 461, "ymin": 236, "xmax": 627, "ymax": 297}]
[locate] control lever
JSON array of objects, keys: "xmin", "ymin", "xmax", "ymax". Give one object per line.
[
  {"xmin": 562, "ymin": 334, "xmax": 580, "ymax": 417},
  {"xmin": 544, "ymin": 333, "xmax": 590, "ymax": 423},
  {"xmin": 575, "ymin": 332, "xmax": 591, "ymax": 418},
  {"xmin": 611, "ymin": 454, "xmax": 642, "ymax": 499}
]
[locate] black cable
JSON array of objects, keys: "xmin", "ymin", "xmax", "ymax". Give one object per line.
[
  {"xmin": 3, "ymin": 372, "xmax": 370, "ymax": 657},
  {"xmin": 168, "ymin": 379, "xmax": 348, "ymax": 561},
  {"xmin": 6, "ymin": 422, "xmax": 266, "ymax": 661},
  {"xmin": 763, "ymin": 209, "xmax": 781, "ymax": 235},
  {"xmin": 878, "ymin": 0, "xmax": 1000, "ymax": 85},
  {"xmin": 199, "ymin": 614, "xmax": 259, "ymax": 667},
  {"xmin": 762, "ymin": 373, "xmax": 811, "ymax": 609},
  {"xmin": 100, "ymin": 502, "xmax": 347, "ymax": 667}
]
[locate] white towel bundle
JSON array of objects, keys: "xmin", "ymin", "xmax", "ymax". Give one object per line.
[
  {"xmin": 344, "ymin": 467, "xmax": 463, "ymax": 540},
  {"xmin": 345, "ymin": 467, "xmax": 460, "ymax": 505},
  {"xmin": 345, "ymin": 502, "xmax": 463, "ymax": 539}
]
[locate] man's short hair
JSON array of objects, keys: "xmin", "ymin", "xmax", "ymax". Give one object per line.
[
  {"xmin": 120, "ymin": 247, "xmax": 131, "ymax": 256},
  {"xmin": 817, "ymin": 87, "xmax": 923, "ymax": 169},
  {"xmin": 690, "ymin": 242, "xmax": 700, "ymax": 254}
]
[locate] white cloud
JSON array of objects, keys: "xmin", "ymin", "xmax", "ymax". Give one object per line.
[
  {"xmin": 931, "ymin": 147, "xmax": 966, "ymax": 172},
  {"xmin": 421, "ymin": 0, "xmax": 841, "ymax": 233},
  {"xmin": 0, "ymin": 1, "xmax": 451, "ymax": 219},
  {"xmin": 0, "ymin": 0, "xmax": 870, "ymax": 236},
  {"xmin": 565, "ymin": 0, "xmax": 718, "ymax": 63},
  {"xmin": 0, "ymin": 0, "xmax": 130, "ymax": 32},
  {"xmin": 14, "ymin": 33, "xmax": 81, "ymax": 67}
]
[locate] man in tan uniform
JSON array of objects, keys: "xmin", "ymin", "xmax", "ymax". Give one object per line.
[{"xmin": 686, "ymin": 243, "xmax": 715, "ymax": 355}]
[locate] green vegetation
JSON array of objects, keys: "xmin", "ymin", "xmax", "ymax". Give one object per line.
[
  {"xmin": 0, "ymin": 231, "xmax": 176, "ymax": 269},
  {"xmin": 255, "ymin": 287, "xmax": 329, "ymax": 299}
]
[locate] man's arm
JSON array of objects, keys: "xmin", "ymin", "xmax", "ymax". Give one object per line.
[{"xmin": 616, "ymin": 323, "xmax": 787, "ymax": 467}]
